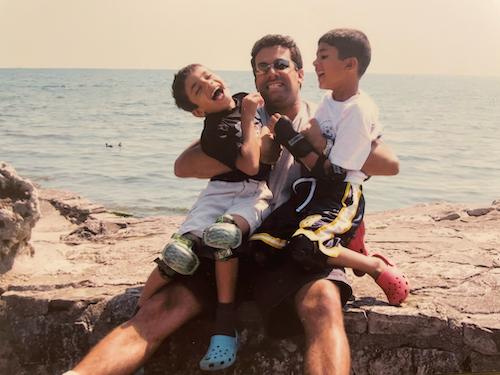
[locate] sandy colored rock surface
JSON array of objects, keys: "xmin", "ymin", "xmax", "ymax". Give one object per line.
[{"xmin": 1, "ymin": 189, "xmax": 499, "ymax": 375}]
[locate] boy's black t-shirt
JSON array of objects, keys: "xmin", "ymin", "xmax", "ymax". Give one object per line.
[{"xmin": 201, "ymin": 92, "xmax": 271, "ymax": 182}]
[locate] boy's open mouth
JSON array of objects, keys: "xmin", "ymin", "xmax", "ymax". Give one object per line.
[{"xmin": 211, "ymin": 87, "xmax": 224, "ymax": 100}]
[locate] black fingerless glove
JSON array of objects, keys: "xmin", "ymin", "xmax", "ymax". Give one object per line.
[
  {"xmin": 274, "ymin": 117, "xmax": 315, "ymax": 159},
  {"xmin": 311, "ymin": 154, "xmax": 346, "ymax": 183}
]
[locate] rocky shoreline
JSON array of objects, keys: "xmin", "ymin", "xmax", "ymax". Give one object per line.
[{"xmin": 1, "ymin": 163, "xmax": 500, "ymax": 375}]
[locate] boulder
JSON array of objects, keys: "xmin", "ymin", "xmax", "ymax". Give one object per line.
[
  {"xmin": 1, "ymin": 187, "xmax": 500, "ymax": 375},
  {"xmin": 0, "ymin": 162, "xmax": 41, "ymax": 273}
]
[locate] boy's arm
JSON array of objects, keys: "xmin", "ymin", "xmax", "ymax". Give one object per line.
[
  {"xmin": 235, "ymin": 93, "xmax": 263, "ymax": 176},
  {"xmin": 174, "ymin": 139, "xmax": 232, "ymax": 179},
  {"xmin": 301, "ymin": 118, "xmax": 399, "ymax": 176}
]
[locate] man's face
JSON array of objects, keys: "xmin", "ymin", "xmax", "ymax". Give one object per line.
[
  {"xmin": 254, "ymin": 46, "xmax": 304, "ymax": 110},
  {"xmin": 185, "ymin": 65, "xmax": 234, "ymax": 117}
]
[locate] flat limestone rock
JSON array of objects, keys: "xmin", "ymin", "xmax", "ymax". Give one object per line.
[{"xmin": 1, "ymin": 190, "xmax": 500, "ymax": 375}]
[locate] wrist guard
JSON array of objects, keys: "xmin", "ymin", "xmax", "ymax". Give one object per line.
[
  {"xmin": 311, "ymin": 154, "xmax": 346, "ymax": 183},
  {"xmin": 274, "ymin": 117, "xmax": 315, "ymax": 159}
]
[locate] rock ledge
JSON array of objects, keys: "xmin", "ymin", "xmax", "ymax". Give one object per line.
[{"xmin": 1, "ymin": 188, "xmax": 500, "ymax": 375}]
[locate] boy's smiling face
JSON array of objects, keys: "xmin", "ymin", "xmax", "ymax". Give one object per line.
[
  {"xmin": 313, "ymin": 42, "xmax": 350, "ymax": 90},
  {"xmin": 185, "ymin": 66, "xmax": 234, "ymax": 117}
]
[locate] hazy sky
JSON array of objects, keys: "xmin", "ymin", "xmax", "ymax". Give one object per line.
[{"xmin": 1, "ymin": 0, "xmax": 500, "ymax": 76}]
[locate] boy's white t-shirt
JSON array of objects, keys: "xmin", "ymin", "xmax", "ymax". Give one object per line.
[{"xmin": 314, "ymin": 89, "xmax": 383, "ymax": 184}]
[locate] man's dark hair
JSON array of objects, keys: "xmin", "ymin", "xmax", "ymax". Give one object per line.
[
  {"xmin": 250, "ymin": 35, "xmax": 303, "ymax": 76},
  {"xmin": 319, "ymin": 28, "xmax": 371, "ymax": 77},
  {"xmin": 171, "ymin": 63, "xmax": 201, "ymax": 112}
]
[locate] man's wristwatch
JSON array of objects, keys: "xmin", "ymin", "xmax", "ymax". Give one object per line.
[{"xmin": 322, "ymin": 138, "xmax": 334, "ymax": 156}]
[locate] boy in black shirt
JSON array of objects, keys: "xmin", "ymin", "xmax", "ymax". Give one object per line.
[{"xmin": 139, "ymin": 64, "xmax": 276, "ymax": 371}]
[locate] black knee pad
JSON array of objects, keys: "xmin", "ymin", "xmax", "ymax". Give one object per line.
[
  {"xmin": 249, "ymin": 241, "xmax": 286, "ymax": 269},
  {"xmin": 288, "ymin": 234, "xmax": 328, "ymax": 273}
]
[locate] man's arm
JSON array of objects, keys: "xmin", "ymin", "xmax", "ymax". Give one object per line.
[
  {"xmin": 362, "ymin": 139, "xmax": 399, "ymax": 176},
  {"xmin": 174, "ymin": 139, "xmax": 231, "ymax": 179},
  {"xmin": 301, "ymin": 119, "xmax": 399, "ymax": 177}
]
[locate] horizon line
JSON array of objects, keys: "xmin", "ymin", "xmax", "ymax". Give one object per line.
[{"xmin": 1, "ymin": 67, "xmax": 499, "ymax": 78}]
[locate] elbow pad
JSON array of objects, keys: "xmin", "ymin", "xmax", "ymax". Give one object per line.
[{"xmin": 274, "ymin": 117, "xmax": 315, "ymax": 159}]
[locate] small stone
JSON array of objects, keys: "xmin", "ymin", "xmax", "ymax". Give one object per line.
[
  {"xmin": 435, "ymin": 212, "xmax": 460, "ymax": 221},
  {"xmin": 466, "ymin": 207, "xmax": 495, "ymax": 217}
]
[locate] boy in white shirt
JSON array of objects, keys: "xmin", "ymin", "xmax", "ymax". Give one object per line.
[{"xmin": 251, "ymin": 28, "xmax": 410, "ymax": 306}]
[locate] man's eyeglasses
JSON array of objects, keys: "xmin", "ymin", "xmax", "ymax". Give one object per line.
[{"xmin": 255, "ymin": 59, "xmax": 293, "ymax": 76}]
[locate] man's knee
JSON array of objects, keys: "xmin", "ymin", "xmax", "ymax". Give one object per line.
[
  {"xmin": 295, "ymin": 280, "xmax": 343, "ymax": 320},
  {"xmin": 146, "ymin": 282, "xmax": 201, "ymax": 314},
  {"xmin": 131, "ymin": 282, "xmax": 203, "ymax": 338}
]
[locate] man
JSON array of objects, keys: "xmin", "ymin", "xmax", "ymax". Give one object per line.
[
  {"xmin": 66, "ymin": 35, "xmax": 398, "ymax": 375},
  {"xmin": 174, "ymin": 34, "xmax": 398, "ymax": 374}
]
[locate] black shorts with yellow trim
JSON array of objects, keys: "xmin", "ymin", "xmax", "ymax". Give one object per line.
[{"xmin": 249, "ymin": 177, "xmax": 364, "ymax": 258}]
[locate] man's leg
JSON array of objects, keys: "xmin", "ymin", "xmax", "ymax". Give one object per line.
[
  {"xmin": 72, "ymin": 282, "xmax": 204, "ymax": 375},
  {"xmin": 295, "ymin": 280, "xmax": 350, "ymax": 375}
]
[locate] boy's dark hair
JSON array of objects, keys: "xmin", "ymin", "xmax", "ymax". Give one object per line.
[
  {"xmin": 319, "ymin": 28, "xmax": 371, "ymax": 77},
  {"xmin": 250, "ymin": 35, "xmax": 303, "ymax": 76},
  {"xmin": 171, "ymin": 64, "xmax": 201, "ymax": 112}
]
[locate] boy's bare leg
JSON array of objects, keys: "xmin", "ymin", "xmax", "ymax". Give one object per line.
[
  {"xmin": 215, "ymin": 258, "xmax": 238, "ymax": 303},
  {"xmin": 215, "ymin": 214, "xmax": 248, "ymax": 303},
  {"xmin": 72, "ymin": 282, "xmax": 204, "ymax": 375},
  {"xmin": 295, "ymin": 280, "xmax": 350, "ymax": 375},
  {"xmin": 137, "ymin": 267, "xmax": 171, "ymax": 307},
  {"xmin": 211, "ymin": 214, "xmax": 249, "ymax": 337},
  {"xmin": 326, "ymin": 247, "xmax": 387, "ymax": 280},
  {"xmin": 137, "ymin": 232, "xmax": 202, "ymax": 307}
]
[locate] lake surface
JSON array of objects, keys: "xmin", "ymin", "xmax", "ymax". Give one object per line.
[{"xmin": 1, "ymin": 69, "xmax": 499, "ymax": 217}]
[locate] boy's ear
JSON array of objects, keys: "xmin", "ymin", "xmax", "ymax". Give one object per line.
[
  {"xmin": 192, "ymin": 108, "xmax": 206, "ymax": 118},
  {"xmin": 345, "ymin": 57, "xmax": 358, "ymax": 72}
]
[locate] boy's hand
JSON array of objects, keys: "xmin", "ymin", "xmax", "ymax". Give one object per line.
[
  {"xmin": 301, "ymin": 118, "xmax": 328, "ymax": 154},
  {"xmin": 267, "ymin": 113, "xmax": 283, "ymax": 135},
  {"xmin": 241, "ymin": 92, "xmax": 264, "ymax": 125},
  {"xmin": 260, "ymin": 126, "xmax": 282, "ymax": 165}
]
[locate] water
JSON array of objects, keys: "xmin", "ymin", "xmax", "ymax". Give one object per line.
[{"xmin": 1, "ymin": 69, "xmax": 499, "ymax": 217}]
